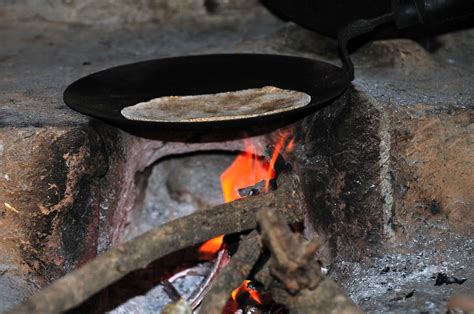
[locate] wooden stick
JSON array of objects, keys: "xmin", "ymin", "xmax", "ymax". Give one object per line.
[
  {"xmin": 189, "ymin": 248, "xmax": 230, "ymax": 310},
  {"xmin": 257, "ymin": 208, "xmax": 362, "ymax": 314},
  {"xmin": 257, "ymin": 207, "xmax": 322, "ymax": 293},
  {"xmin": 10, "ymin": 173, "xmax": 304, "ymax": 314},
  {"xmin": 199, "ymin": 231, "xmax": 261, "ymax": 314}
]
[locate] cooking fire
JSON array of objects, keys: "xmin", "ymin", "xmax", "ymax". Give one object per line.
[
  {"xmin": 1, "ymin": 1, "xmax": 473, "ymax": 313},
  {"xmin": 196, "ymin": 133, "xmax": 295, "ymax": 312}
]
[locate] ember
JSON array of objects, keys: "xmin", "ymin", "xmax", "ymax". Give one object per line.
[
  {"xmin": 231, "ymin": 280, "xmax": 262, "ymax": 304},
  {"xmin": 198, "ymin": 234, "xmax": 224, "ymax": 261}
]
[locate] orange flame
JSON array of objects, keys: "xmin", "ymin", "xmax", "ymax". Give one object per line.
[
  {"xmin": 221, "ymin": 140, "xmax": 273, "ymax": 202},
  {"xmin": 199, "ymin": 135, "xmax": 294, "ymax": 261},
  {"xmin": 286, "ymin": 138, "xmax": 295, "ymax": 153},
  {"xmin": 231, "ymin": 280, "xmax": 262, "ymax": 304},
  {"xmin": 198, "ymin": 235, "xmax": 224, "ymax": 260},
  {"xmin": 265, "ymin": 132, "xmax": 291, "ymax": 191}
]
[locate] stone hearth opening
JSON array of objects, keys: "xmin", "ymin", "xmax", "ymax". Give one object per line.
[
  {"xmin": 76, "ymin": 151, "xmax": 242, "ymax": 313},
  {"xmin": 125, "ymin": 152, "xmax": 236, "ymax": 241}
]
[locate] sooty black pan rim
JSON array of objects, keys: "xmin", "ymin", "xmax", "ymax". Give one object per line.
[{"xmin": 63, "ymin": 53, "xmax": 350, "ymax": 131}]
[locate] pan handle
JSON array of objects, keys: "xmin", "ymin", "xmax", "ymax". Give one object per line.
[
  {"xmin": 337, "ymin": 0, "xmax": 474, "ymax": 81},
  {"xmin": 337, "ymin": 13, "xmax": 395, "ymax": 81}
]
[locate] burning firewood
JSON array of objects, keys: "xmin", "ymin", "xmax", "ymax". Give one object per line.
[
  {"xmin": 10, "ymin": 170, "xmax": 359, "ymax": 314},
  {"xmin": 257, "ymin": 207, "xmax": 323, "ymax": 293},
  {"xmin": 184, "ymin": 208, "xmax": 360, "ymax": 314},
  {"xmin": 199, "ymin": 231, "xmax": 261, "ymax": 314},
  {"xmin": 189, "ymin": 248, "xmax": 231, "ymax": 309},
  {"xmin": 256, "ymin": 208, "xmax": 362, "ymax": 314},
  {"xmin": 9, "ymin": 172, "xmax": 304, "ymax": 314}
]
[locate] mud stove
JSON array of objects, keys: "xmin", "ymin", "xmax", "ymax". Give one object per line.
[{"xmin": 0, "ymin": 1, "xmax": 473, "ymax": 313}]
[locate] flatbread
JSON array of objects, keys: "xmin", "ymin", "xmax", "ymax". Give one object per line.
[{"xmin": 120, "ymin": 86, "xmax": 311, "ymax": 123}]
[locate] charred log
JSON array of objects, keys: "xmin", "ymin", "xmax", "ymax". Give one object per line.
[
  {"xmin": 256, "ymin": 207, "xmax": 361, "ymax": 314},
  {"xmin": 199, "ymin": 231, "xmax": 261, "ymax": 314}
]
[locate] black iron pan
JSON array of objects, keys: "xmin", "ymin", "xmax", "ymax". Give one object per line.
[{"xmin": 64, "ymin": 54, "xmax": 350, "ymax": 130}]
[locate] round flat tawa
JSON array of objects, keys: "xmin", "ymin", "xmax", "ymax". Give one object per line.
[{"xmin": 63, "ymin": 54, "xmax": 350, "ymax": 130}]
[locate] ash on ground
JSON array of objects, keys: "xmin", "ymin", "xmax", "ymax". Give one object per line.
[{"xmin": 332, "ymin": 231, "xmax": 473, "ymax": 313}]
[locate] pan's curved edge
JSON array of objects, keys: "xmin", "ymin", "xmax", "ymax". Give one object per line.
[{"xmin": 63, "ymin": 53, "xmax": 351, "ymax": 131}]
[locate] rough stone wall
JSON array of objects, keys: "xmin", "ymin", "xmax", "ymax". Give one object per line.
[
  {"xmin": 301, "ymin": 89, "xmax": 385, "ymax": 262},
  {"xmin": 0, "ymin": 126, "xmax": 107, "ymax": 279},
  {"xmin": 300, "ymin": 87, "xmax": 473, "ymax": 263},
  {"xmin": 389, "ymin": 105, "xmax": 473, "ymax": 237},
  {"xmin": 0, "ymin": 125, "xmax": 108, "ymax": 309}
]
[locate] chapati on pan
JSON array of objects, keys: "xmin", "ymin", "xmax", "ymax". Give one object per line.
[{"xmin": 120, "ymin": 86, "xmax": 311, "ymax": 123}]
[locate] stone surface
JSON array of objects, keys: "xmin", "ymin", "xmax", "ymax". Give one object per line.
[
  {"xmin": 0, "ymin": 0, "xmax": 265, "ymax": 26},
  {"xmin": 334, "ymin": 235, "xmax": 473, "ymax": 313},
  {"xmin": 0, "ymin": 1, "xmax": 473, "ymax": 312}
]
